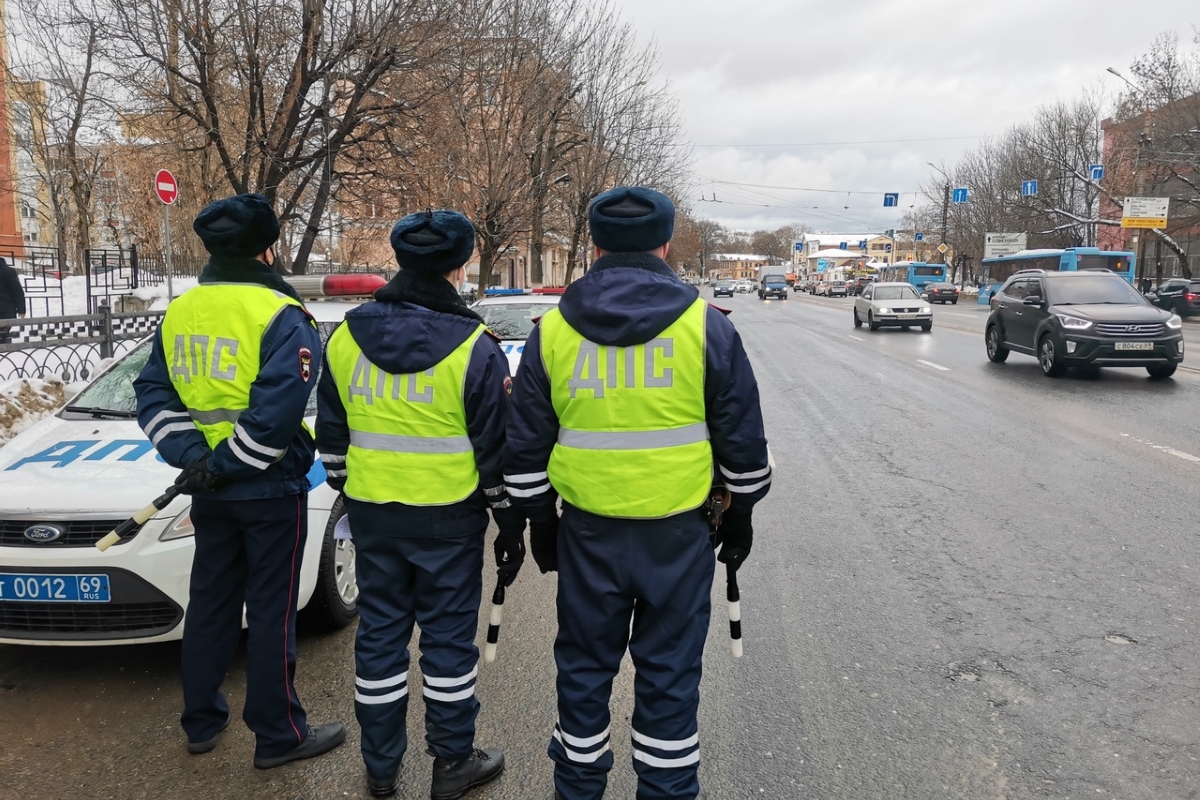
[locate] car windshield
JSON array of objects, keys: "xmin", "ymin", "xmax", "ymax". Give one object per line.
[
  {"xmin": 63, "ymin": 340, "xmax": 153, "ymax": 417},
  {"xmin": 764, "ymin": 275, "xmax": 786, "ymax": 282},
  {"xmin": 873, "ymin": 286, "xmax": 920, "ymax": 300},
  {"xmin": 476, "ymin": 302, "xmax": 556, "ymax": 339},
  {"xmin": 717, "ymin": 281, "xmax": 733, "ymax": 287},
  {"xmin": 1050, "ymin": 277, "xmax": 1146, "ymax": 305}
]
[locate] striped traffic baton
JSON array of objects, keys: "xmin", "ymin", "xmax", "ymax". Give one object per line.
[
  {"xmin": 483, "ymin": 581, "xmax": 505, "ymax": 663},
  {"xmin": 727, "ymin": 563, "xmax": 743, "ymax": 658}
]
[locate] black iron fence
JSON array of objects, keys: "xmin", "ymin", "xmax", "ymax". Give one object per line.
[{"xmin": 0, "ymin": 304, "xmax": 165, "ymax": 382}]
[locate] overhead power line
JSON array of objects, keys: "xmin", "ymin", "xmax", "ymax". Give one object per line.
[{"xmin": 690, "ymin": 135, "xmax": 981, "ymax": 148}]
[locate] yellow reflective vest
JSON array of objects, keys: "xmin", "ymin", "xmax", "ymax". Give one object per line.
[
  {"xmin": 160, "ymin": 283, "xmax": 306, "ymax": 451},
  {"xmin": 325, "ymin": 322, "xmax": 486, "ymax": 505},
  {"xmin": 540, "ymin": 297, "xmax": 712, "ymax": 518}
]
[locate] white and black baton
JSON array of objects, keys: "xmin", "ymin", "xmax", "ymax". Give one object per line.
[
  {"xmin": 726, "ymin": 563, "xmax": 742, "ymax": 658},
  {"xmin": 95, "ymin": 486, "xmax": 181, "ymax": 551},
  {"xmin": 483, "ymin": 582, "xmax": 505, "ymax": 663}
]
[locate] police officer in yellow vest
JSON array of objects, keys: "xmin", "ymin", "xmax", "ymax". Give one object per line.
[
  {"xmin": 134, "ymin": 193, "xmax": 345, "ymax": 768},
  {"xmin": 505, "ymin": 187, "xmax": 772, "ymax": 800},
  {"xmin": 316, "ymin": 210, "xmax": 519, "ymax": 799}
]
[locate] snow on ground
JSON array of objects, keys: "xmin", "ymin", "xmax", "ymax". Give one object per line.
[
  {"xmin": 0, "ymin": 378, "xmax": 67, "ymax": 446},
  {"xmin": 22, "ymin": 274, "xmax": 199, "ymax": 317}
]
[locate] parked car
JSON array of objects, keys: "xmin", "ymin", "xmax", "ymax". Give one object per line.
[
  {"xmin": 984, "ymin": 269, "xmax": 1183, "ymax": 379},
  {"xmin": 713, "ymin": 279, "xmax": 736, "ymax": 298},
  {"xmin": 854, "ymin": 282, "xmax": 932, "ymax": 332},
  {"xmin": 471, "ymin": 291, "xmax": 562, "ymax": 374},
  {"xmin": 827, "ymin": 280, "xmax": 849, "ymax": 298},
  {"xmin": 0, "ymin": 275, "xmax": 383, "ymax": 646},
  {"xmin": 1149, "ymin": 278, "xmax": 1200, "ymax": 317},
  {"xmin": 921, "ymin": 281, "xmax": 960, "ymax": 304}
]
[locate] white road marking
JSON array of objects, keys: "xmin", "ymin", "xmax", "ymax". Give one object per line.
[
  {"xmin": 1120, "ymin": 433, "xmax": 1200, "ymax": 464},
  {"xmin": 848, "ymin": 335, "xmax": 864, "ymax": 341},
  {"xmin": 917, "ymin": 359, "xmax": 950, "ymax": 371}
]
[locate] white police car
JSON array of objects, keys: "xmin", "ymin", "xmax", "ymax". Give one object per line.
[
  {"xmin": 471, "ymin": 288, "xmax": 563, "ymax": 374},
  {"xmin": 0, "ymin": 274, "xmax": 384, "ymax": 646}
]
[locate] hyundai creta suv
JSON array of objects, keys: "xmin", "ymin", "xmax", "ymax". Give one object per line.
[{"xmin": 984, "ymin": 270, "xmax": 1184, "ymax": 378}]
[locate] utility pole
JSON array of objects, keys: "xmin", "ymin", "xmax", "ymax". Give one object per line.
[{"xmin": 940, "ymin": 182, "xmax": 950, "ymax": 265}]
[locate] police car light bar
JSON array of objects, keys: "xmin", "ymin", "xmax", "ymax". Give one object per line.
[
  {"xmin": 286, "ymin": 274, "xmax": 387, "ymax": 298},
  {"xmin": 532, "ymin": 287, "xmax": 566, "ymax": 294},
  {"xmin": 483, "ymin": 288, "xmax": 527, "ymax": 296}
]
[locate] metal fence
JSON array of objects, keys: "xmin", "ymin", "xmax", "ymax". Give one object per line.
[{"xmin": 0, "ymin": 303, "xmax": 164, "ymax": 382}]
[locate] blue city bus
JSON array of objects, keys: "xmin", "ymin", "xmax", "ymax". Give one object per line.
[
  {"xmin": 977, "ymin": 247, "xmax": 1135, "ymax": 305},
  {"xmin": 877, "ymin": 261, "xmax": 947, "ymax": 290}
]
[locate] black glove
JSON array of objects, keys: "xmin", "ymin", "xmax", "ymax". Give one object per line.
[
  {"xmin": 174, "ymin": 458, "xmax": 225, "ymax": 495},
  {"xmin": 326, "ymin": 473, "xmax": 346, "ymax": 493},
  {"xmin": 528, "ymin": 515, "xmax": 560, "ymax": 573},
  {"xmin": 491, "ymin": 505, "xmax": 527, "ymax": 587},
  {"xmin": 714, "ymin": 511, "xmax": 752, "ymax": 572}
]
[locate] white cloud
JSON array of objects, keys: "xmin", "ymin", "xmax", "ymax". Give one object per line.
[{"xmin": 613, "ymin": 0, "xmax": 1199, "ymax": 231}]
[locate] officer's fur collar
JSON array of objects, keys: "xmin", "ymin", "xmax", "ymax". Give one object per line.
[
  {"xmin": 588, "ymin": 250, "xmax": 679, "ymax": 279},
  {"xmin": 199, "ymin": 256, "xmax": 303, "ymax": 302},
  {"xmin": 374, "ymin": 269, "xmax": 483, "ymax": 323}
]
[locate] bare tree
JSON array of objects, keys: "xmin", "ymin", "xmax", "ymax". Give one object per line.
[{"xmin": 92, "ymin": 0, "xmax": 445, "ymax": 271}]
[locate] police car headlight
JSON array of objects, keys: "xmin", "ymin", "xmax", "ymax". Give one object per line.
[{"xmin": 159, "ymin": 507, "xmax": 195, "ymax": 541}]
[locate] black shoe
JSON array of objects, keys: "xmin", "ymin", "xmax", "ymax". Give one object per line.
[
  {"xmin": 368, "ymin": 770, "xmax": 400, "ymax": 798},
  {"xmin": 186, "ymin": 717, "xmax": 230, "ymax": 755},
  {"xmin": 253, "ymin": 722, "xmax": 346, "ymax": 770},
  {"xmin": 430, "ymin": 748, "xmax": 505, "ymax": 800}
]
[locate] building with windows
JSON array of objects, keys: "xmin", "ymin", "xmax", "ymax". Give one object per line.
[{"xmin": 708, "ymin": 253, "xmax": 772, "ymax": 280}]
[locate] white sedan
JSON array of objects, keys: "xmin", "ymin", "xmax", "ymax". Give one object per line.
[
  {"xmin": 0, "ymin": 277, "xmax": 379, "ymax": 646},
  {"xmin": 853, "ymin": 282, "xmax": 933, "ymax": 332},
  {"xmin": 471, "ymin": 290, "xmax": 563, "ymax": 374}
]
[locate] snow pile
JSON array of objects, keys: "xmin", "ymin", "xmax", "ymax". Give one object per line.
[
  {"xmin": 0, "ymin": 378, "xmax": 67, "ymax": 446},
  {"xmin": 132, "ymin": 278, "xmax": 198, "ymax": 310}
]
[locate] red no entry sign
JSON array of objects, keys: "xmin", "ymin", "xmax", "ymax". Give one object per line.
[{"xmin": 154, "ymin": 169, "xmax": 178, "ymax": 205}]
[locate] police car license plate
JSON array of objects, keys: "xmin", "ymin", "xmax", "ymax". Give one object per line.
[
  {"xmin": 0, "ymin": 573, "xmax": 110, "ymax": 603},
  {"xmin": 1114, "ymin": 342, "xmax": 1154, "ymax": 351}
]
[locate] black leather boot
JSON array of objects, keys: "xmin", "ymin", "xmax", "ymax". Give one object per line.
[
  {"xmin": 368, "ymin": 769, "xmax": 399, "ymax": 798},
  {"xmin": 430, "ymin": 748, "xmax": 505, "ymax": 800}
]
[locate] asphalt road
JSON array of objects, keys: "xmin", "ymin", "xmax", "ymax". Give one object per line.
[{"xmin": 3, "ymin": 289, "xmax": 1199, "ymax": 799}]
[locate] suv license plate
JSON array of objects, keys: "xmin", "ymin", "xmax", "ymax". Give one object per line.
[
  {"xmin": 1115, "ymin": 342, "xmax": 1154, "ymax": 351},
  {"xmin": 0, "ymin": 573, "xmax": 111, "ymax": 603}
]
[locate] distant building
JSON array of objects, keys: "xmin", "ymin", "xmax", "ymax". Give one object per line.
[
  {"xmin": 0, "ymin": 0, "xmax": 28, "ymax": 255},
  {"xmin": 709, "ymin": 253, "xmax": 772, "ymax": 280}
]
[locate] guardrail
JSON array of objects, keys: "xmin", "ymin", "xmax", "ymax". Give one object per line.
[{"xmin": 0, "ymin": 304, "xmax": 164, "ymax": 382}]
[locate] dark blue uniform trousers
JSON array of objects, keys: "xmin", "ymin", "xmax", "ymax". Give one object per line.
[
  {"xmin": 550, "ymin": 504, "xmax": 715, "ymax": 800},
  {"xmin": 181, "ymin": 494, "xmax": 310, "ymax": 758},
  {"xmin": 351, "ymin": 518, "xmax": 485, "ymax": 779}
]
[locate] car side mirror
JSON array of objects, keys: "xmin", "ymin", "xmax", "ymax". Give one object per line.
[{"xmin": 1023, "ymin": 295, "xmax": 1043, "ymax": 306}]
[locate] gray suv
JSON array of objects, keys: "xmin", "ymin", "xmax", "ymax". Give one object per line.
[{"xmin": 985, "ymin": 270, "xmax": 1184, "ymax": 378}]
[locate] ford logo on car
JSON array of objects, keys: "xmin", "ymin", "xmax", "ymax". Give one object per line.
[{"xmin": 23, "ymin": 525, "xmax": 64, "ymax": 543}]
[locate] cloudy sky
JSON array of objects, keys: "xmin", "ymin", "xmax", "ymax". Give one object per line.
[{"xmin": 611, "ymin": 0, "xmax": 1198, "ymax": 234}]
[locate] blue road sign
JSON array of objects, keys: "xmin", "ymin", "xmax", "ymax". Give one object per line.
[
  {"xmin": 1021, "ymin": 180, "xmax": 1038, "ymax": 197},
  {"xmin": 915, "ymin": 232, "xmax": 924, "ymax": 242},
  {"xmin": 858, "ymin": 239, "xmax": 867, "ymax": 249},
  {"xmin": 794, "ymin": 242, "xmax": 803, "ymax": 251},
  {"xmin": 883, "ymin": 193, "xmax": 899, "ymax": 207},
  {"xmin": 885, "ymin": 244, "xmax": 892, "ymax": 252},
  {"xmin": 952, "ymin": 188, "xmax": 968, "ymax": 204},
  {"xmin": 839, "ymin": 242, "xmax": 848, "ymax": 250},
  {"xmin": 1090, "ymin": 164, "xmax": 1104, "ymax": 181}
]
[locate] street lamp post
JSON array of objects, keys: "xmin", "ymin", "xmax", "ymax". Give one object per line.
[
  {"xmin": 1106, "ymin": 66, "xmax": 1155, "ymax": 286},
  {"xmin": 928, "ymin": 162, "xmax": 952, "ymax": 271}
]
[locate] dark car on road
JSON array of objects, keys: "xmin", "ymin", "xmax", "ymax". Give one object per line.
[
  {"xmin": 713, "ymin": 279, "xmax": 735, "ymax": 298},
  {"xmin": 1149, "ymin": 278, "xmax": 1200, "ymax": 317},
  {"xmin": 985, "ymin": 269, "xmax": 1184, "ymax": 379},
  {"xmin": 921, "ymin": 281, "xmax": 960, "ymax": 304},
  {"xmin": 850, "ymin": 276, "xmax": 874, "ymax": 295}
]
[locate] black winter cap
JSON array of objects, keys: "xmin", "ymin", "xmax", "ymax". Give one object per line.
[
  {"xmin": 193, "ymin": 193, "xmax": 280, "ymax": 259},
  {"xmin": 589, "ymin": 187, "xmax": 675, "ymax": 253},
  {"xmin": 390, "ymin": 210, "xmax": 476, "ymax": 274}
]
